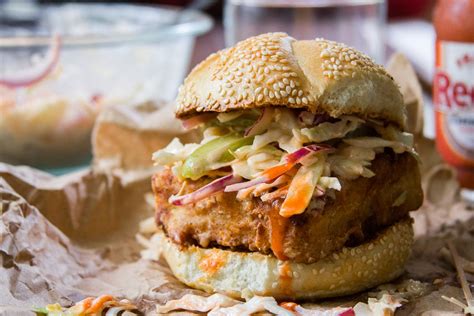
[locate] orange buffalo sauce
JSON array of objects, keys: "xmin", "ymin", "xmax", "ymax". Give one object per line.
[
  {"xmin": 199, "ymin": 250, "xmax": 227, "ymax": 276},
  {"xmin": 269, "ymin": 207, "xmax": 288, "ymax": 260},
  {"xmin": 278, "ymin": 261, "xmax": 293, "ymax": 296},
  {"xmin": 433, "ymin": 0, "xmax": 474, "ymax": 189}
]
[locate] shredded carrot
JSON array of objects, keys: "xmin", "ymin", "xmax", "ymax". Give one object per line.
[
  {"xmin": 261, "ymin": 162, "xmax": 294, "ymax": 179},
  {"xmin": 280, "ymin": 302, "xmax": 298, "ymax": 311},
  {"xmin": 85, "ymin": 295, "xmax": 114, "ymax": 314},
  {"xmin": 78, "ymin": 297, "xmax": 94, "ymax": 311},
  {"xmin": 280, "ymin": 172, "xmax": 314, "ymax": 217}
]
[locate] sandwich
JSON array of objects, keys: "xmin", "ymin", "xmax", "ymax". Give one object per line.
[{"xmin": 151, "ymin": 33, "xmax": 423, "ymax": 300}]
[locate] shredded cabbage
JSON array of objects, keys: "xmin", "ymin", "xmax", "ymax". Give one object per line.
[
  {"xmin": 299, "ymin": 116, "xmax": 363, "ymax": 143},
  {"xmin": 152, "ymin": 138, "xmax": 199, "ymax": 165},
  {"xmin": 217, "ymin": 111, "xmax": 243, "ymax": 122},
  {"xmin": 344, "ymin": 137, "xmax": 408, "ymax": 153},
  {"xmin": 319, "ymin": 176, "xmax": 342, "ymax": 191}
]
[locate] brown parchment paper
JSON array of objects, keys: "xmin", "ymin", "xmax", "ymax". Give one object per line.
[{"xmin": 1, "ymin": 55, "xmax": 473, "ymax": 315}]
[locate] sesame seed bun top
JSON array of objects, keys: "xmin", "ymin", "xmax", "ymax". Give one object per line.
[{"xmin": 176, "ymin": 33, "xmax": 406, "ymax": 129}]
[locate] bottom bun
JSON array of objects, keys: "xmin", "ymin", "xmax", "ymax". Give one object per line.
[{"xmin": 159, "ymin": 218, "xmax": 414, "ymax": 300}]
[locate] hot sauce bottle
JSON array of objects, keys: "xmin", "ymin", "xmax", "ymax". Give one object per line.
[{"xmin": 433, "ymin": 0, "xmax": 474, "ymax": 193}]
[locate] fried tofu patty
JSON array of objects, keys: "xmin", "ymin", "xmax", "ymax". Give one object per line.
[{"xmin": 153, "ymin": 152, "xmax": 423, "ymax": 264}]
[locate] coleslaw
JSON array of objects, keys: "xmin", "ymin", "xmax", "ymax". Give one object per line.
[{"xmin": 153, "ymin": 108, "xmax": 415, "ymax": 217}]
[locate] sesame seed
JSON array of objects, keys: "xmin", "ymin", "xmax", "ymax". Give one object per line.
[
  {"xmin": 255, "ymin": 87, "xmax": 262, "ymax": 94},
  {"xmin": 288, "ymin": 97, "xmax": 295, "ymax": 104},
  {"xmin": 302, "ymin": 97, "xmax": 308, "ymax": 104},
  {"xmin": 285, "ymin": 86, "xmax": 292, "ymax": 94},
  {"xmin": 257, "ymin": 94, "xmax": 264, "ymax": 102}
]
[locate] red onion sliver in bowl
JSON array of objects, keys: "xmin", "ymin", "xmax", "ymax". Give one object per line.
[
  {"xmin": 245, "ymin": 108, "xmax": 274, "ymax": 136},
  {"xmin": 0, "ymin": 35, "xmax": 61, "ymax": 89},
  {"xmin": 181, "ymin": 113, "xmax": 216, "ymax": 130},
  {"xmin": 169, "ymin": 174, "xmax": 241, "ymax": 206}
]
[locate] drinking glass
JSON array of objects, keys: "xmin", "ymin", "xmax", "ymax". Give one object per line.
[{"xmin": 224, "ymin": 0, "xmax": 386, "ymax": 62}]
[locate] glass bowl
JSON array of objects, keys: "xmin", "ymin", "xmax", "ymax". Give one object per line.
[{"xmin": 0, "ymin": 3, "xmax": 212, "ymax": 169}]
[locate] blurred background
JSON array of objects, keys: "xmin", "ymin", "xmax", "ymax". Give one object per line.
[
  {"xmin": 0, "ymin": 0, "xmax": 449, "ymax": 172},
  {"xmin": 1, "ymin": 0, "xmax": 435, "ymax": 67}
]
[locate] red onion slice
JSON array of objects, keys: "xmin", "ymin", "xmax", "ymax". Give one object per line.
[
  {"xmin": 338, "ymin": 308, "xmax": 356, "ymax": 316},
  {"xmin": 169, "ymin": 174, "xmax": 241, "ymax": 206},
  {"xmin": 245, "ymin": 108, "xmax": 274, "ymax": 137},
  {"xmin": 224, "ymin": 175, "xmax": 270, "ymax": 192},
  {"xmin": 181, "ymin": 113, "xmax": 216, "ymax": 130},
  {"xmin": 0, "ymin": 35, "xmax": 61, "ymax": 89},
  {"xmin": 225, "ymin": 144, "xmax": 333, "ymax": 192},
  {"xmin": 285, "ymin": 144, "xmax": 333, "ymax": 163}
]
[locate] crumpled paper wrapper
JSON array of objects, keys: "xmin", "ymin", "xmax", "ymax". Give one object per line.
[{"xmin": 1, "ymin": 56, "xmax": 473, "ymax": 315}]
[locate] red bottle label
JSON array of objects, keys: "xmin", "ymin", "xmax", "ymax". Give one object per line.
[{"xmin": 434, "ymin": 40, "xmax": 474, "ymax": 175}]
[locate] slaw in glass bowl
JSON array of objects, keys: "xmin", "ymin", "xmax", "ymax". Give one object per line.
[{"xmin": 0, "ymin": 3, "xmax": 212, "ymax": 169}]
